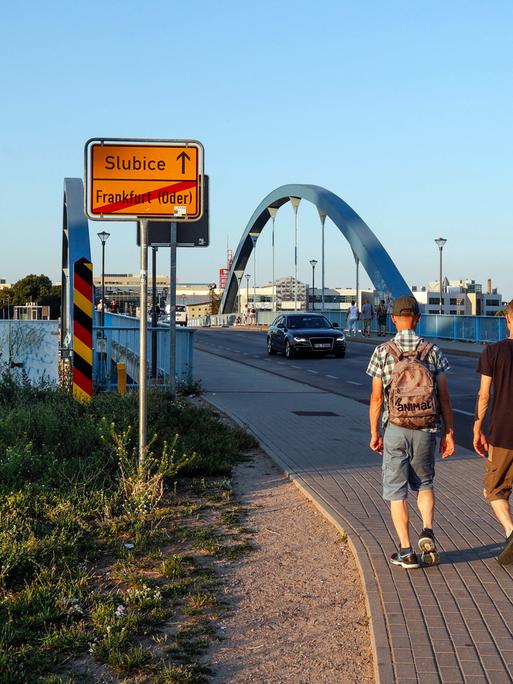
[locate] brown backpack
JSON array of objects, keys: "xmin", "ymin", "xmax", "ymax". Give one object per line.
[{"xmin": 385, "ymin": 340, "xmax": 438, "ymax": 429}]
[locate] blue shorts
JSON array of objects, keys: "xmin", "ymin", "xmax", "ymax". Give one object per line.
[{"xmin": 382, "ymin": 423, "xmax": 436, "ymax": 501}]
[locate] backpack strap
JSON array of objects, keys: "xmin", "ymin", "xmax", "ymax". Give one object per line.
[
  {"xmin": 383, "ymin": 340, "xmax": 403, "ymax": 361},
  {"xmin": 416, "ymin": 340, "xmax": 435, "ymax": 362}
]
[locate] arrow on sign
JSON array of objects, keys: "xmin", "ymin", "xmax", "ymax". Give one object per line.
[{"xmin": 177, "ymin": 151, "xmax": 191, "ymax": 174}]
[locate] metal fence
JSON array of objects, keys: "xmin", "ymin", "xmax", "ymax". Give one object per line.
[
  {"xmin": 188, "ymin": 310, "xmax": 508, "ymax": 343},
  {"xmin": 94, "ymin": 312, "xmax": 195, "ymax": 388}
]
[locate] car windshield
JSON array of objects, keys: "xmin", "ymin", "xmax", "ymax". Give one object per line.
[{"xmin": 287, "ymin": 315, "xmax": 331, "ymax": 329}]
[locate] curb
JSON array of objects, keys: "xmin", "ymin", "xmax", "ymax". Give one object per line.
[{"xmin": 202, "ymin": 394, "xmax": 392, "ymax": 684}]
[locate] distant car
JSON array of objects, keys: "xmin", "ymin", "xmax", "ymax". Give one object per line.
[
  {"xmin": 164, "ymin": 304, "xmax": 187, "ymax": 326},
  {"xmin": 175, "ymin": 305, "xmax": 187, "ymax": 326},
  {"xmin": 267, "ymin": 313, "xmax": 346, "ymax": 359}
]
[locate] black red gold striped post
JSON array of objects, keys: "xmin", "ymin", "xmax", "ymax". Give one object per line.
[{"xmin": 73, "ymin": 259, "xmax": 93, "ymax": 402}]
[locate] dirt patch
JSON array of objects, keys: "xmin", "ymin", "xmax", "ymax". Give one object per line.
[{"xmin": 209, "ymin": 450, "xmax": 374, "ymax": 683}]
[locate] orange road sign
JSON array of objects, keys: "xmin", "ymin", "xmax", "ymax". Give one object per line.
[{"xmin": 85, "ymin": 138, "xmax": 204, "ymax": 221}]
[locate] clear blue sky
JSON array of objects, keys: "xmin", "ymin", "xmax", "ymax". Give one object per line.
[{"xmin": 1, "ymin": 0, "xmax": 512, "ymax": 298}]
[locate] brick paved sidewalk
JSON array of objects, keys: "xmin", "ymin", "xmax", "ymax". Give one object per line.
[{"xmin": 194, "ymin": 350, "xmax": 513, "ymax": 684}]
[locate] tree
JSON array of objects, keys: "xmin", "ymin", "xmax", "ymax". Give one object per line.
[
  {"xmin": 10, "ymin": 274, "xmax": 53, "ymax": 307},
  {"xmin": 9, "ymin": 275, "xmax": 61, "ymax": 319},
  {"xmin": 41, "ymin": 285, "xmax": 61, "ymax": 319}
]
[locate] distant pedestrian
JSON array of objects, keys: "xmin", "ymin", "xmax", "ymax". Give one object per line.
[
  {"xmin": 367, "ymin": 295, "xmax": 455, "ymax": 569},
  {"xmin": 110, "ymin": 299, "xmax": 119, "ymax": 314},
  {"xmin": 347, "ymin": 301, "xmax": 359, "ymax": 336},
  {"xmin": 362, "ymin": 300, "xmax": 374, "ymax": 336},
  {"xmin": 474, "ymin": 298, "xmax": 513, "ymax": 565},
  {"xmin": 376, "ymin": 300, "xmax": 388, "ymax": 336}
]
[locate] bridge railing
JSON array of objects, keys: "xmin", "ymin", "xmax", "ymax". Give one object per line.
[
  {"xmin": 93, "ymin": 312, "xmax": 195, "ymax": 388},
  {"xmin": 188, "ymin": 311, "xmax": 507, "ymax": 343}
]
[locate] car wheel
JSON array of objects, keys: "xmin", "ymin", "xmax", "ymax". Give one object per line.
[
  {"xmin": 285, "ymin": 340, "xmax": 295, "ymax": 359},
  {"xmin": 267, "ymin": 337, "xmax": 277, "ymax": 355},
  {"xmin": 334, "ymin": 350, "xmax": 346, "ymax": 358}
]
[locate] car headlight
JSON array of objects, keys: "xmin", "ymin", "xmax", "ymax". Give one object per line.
[
  {"xmin": 293, "ymin": 336, "xmax": 307, "ymax": 342},
  {"xmin": 335, "ymin": 335, "xmax": 345, "ymax": 343}
]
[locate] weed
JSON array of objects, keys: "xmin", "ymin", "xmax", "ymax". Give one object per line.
[{"xmin": 162, "ymin": 555, "xmax": 196, "ymax": 580}]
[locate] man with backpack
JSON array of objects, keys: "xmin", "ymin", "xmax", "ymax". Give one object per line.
[{"xmin": 367, "ymin": 295, "xmax": 455, "ymax": 569}]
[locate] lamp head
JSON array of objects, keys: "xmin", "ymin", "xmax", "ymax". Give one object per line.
[
  {"xmin": 97, "ymin": 231, "xmax": 110, "ymax": 244},
  {"xmin": 434, "ymin": 237, "xmax": 447, "ymax": 249}
]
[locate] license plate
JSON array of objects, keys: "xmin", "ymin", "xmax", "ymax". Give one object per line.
[{"xmin": 314, "ymin": 343, "xmax": 330, "ymax": 349}]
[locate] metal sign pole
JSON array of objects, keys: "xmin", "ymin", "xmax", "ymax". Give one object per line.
[
  {"xmin": 169, "ymin": 222, "xmax": 177, "ymax": 398},
  {"xmin": 139, "ymin": 220, "xmax": 149, "ymax": 470}
]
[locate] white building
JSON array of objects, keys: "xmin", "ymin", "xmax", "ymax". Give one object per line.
[{"xmin": 412, "ymin": 279, "xmax": 504, "ymax": 316}]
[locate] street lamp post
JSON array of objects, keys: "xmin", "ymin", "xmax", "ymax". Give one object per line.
[
  {"xmin": 351, "ymin": 249, "xmax": 360, "ymax": 311},
  {"xmin": 268, "ymin": 207, "xmax": 278, "ymax": 312},
  {"xmin": 237, "ymin": 274, "xmax": 243, "ymax": 315},
  {"xmin": 290, "ymin": 197, "xmax": 301, "ymax": 310},
  {"xmin": 309, "ymin": 259, "xmax": 318, "ymax": 311},
  {"xmin": 97, "ymin": 231, "xmax": 110, "ymax": 328},
  {"xmin": 317, "ymin": 209, "xmax": 327, "ymax": 311},
  {"xmin": 245, "ymin": 274, "xmax": 251, "ymax": 319},
  {"xmin": 435, "ymin": 238, "xmax": 447, "ymax": 315},
  {"xmin": 250, "ymin": 235, "xmax": 258, "ymax": 314}
]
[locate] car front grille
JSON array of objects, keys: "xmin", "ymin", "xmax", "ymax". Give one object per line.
[{"xmin": 309, "ymin": 337, "xmax": 334, "ymax": 350}]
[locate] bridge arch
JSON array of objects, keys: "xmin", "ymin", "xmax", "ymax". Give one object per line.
[{"xmin": 220, "ymin": 184, "xmax": 412, "ymax": 313}]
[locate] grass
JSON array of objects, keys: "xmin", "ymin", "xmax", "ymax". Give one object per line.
[{"xmin": 0, "ymin": 373, "xmax": 257, "ymax": 682}]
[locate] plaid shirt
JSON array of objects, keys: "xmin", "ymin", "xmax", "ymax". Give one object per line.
[{"xmin": 366, "ymin": 329, "xmax": 450, "ymax": 431}]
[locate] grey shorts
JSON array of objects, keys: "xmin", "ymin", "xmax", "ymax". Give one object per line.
[{"xmin": 382, "ymin": 423, "xmax": 437, "ymax": 501}]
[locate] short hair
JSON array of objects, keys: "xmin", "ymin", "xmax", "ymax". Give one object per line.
[
  {"xmin": 507, "ymin": 299, "xmax": 513, "ymax": 316},
  {"xmin": 351, "ymin": 300, "xmax": 355, "ymax": 305}
]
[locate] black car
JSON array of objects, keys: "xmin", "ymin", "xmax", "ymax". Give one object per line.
[{"xmin": 267, "ymin": 313, "xmax": 346, "ymax": 359}]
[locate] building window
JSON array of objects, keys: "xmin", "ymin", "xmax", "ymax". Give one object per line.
[{"xmin": 429, "ymin": 298, "xmax": 440, "ymax": 305}]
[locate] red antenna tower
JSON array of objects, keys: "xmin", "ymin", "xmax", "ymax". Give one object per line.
[{"xmin": 219, "ymin": 246, "xmax": 234, "ymax": 290}]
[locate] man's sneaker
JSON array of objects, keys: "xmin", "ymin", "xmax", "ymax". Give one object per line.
[
  {"xmin": 390, "ymin": 551, "xmax": 420, "ymax": 569},
  {"xmin": 418, "ymin": 528, "xmax": 440, "ymax": 566},
  {"xmin": 497, "ymin": 531, "xmax": 513, "ymax": 566}
]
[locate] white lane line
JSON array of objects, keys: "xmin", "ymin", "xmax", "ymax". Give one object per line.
[
  {"xmin": 292, "ymin": 365, "xmax": 301, "ymax": 369},
  {"xmin": 326, "ymin": 374, "xmax": 339, "ymax": 379},
  {"xmin": 243, "ymin": 352, "xmax": 249, "ymax": 356},
  {"xmin": 346, "ymin": 380, "xmax": 362, "ymax": 386},
  {"xmin": 277, "ymin": 361, "xmax": 286, "ymax": 365},
  {"xmin": 453, "ymin": 408, "xmax": 475, "ymax": 416},
  {"xmin": 307, "ymin": 370, "xmax": 318, "ymax": 374}
]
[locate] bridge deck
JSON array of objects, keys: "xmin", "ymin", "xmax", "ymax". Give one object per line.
[{"xmin": 194, "ymin": 349, "xmax": 513, "ymax": 684}]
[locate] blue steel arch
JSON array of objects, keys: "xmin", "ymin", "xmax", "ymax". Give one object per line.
[
  {"xmin": 220, "ymin": 184, "xmax": 412, "ymax": 314},
  {"xmin": 60, "ymin": 178, "xmax": 92, "ymax": 351}
]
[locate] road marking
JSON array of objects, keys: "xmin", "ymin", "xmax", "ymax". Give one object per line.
[
  {"xmin": 292, "ymin": 365, "xmax": 301, "ymax": 369},
  {"xmin": 277, "ymin": 361, "xmax": 286, "ymax": 365},
  {"xmin": 307, "ymin": 370, "xmax": 318, "ymax": 374},
  {"xmin": 346, "ymin": 380, "xmax": 362, "ymax": 386},
  {"xmin": 243, "ymin": 352, "xmax": 249, "ymax": 355},
  {"xmin": 453, "ymin": 408, "xmax": 475, "ymax": 416},
  {"xmin": 326, "ymin": 374, "xmax": 339, "ymax": 379}
]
